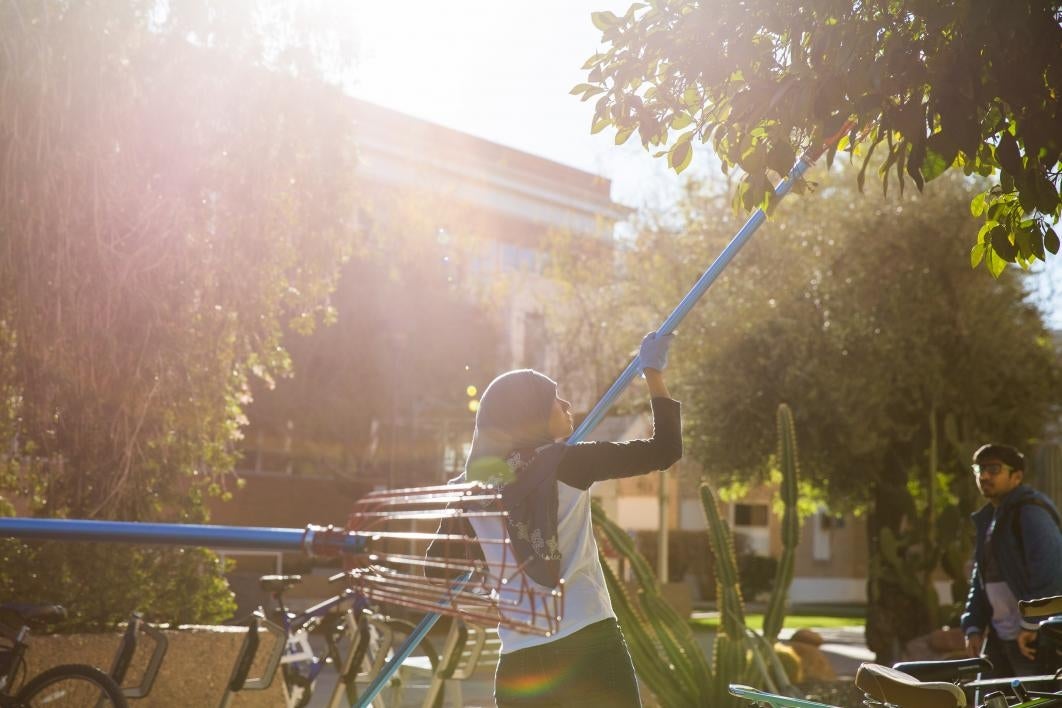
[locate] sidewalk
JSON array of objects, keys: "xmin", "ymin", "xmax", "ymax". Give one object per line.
[{"xmin": 308, "ymin": 620, "xmax": 872, "ymax": 707}]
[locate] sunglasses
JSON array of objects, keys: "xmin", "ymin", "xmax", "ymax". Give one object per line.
[{"xmin": 971, "ymin": 462, "xmax": 1012, "ymax": 477}]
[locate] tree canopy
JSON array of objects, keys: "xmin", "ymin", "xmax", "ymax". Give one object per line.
[
  {"xmin": 544, "ymin": 167, "xmax": 1061, "ymax": 660},
  {"xmin": 577, "ymin": 0, "xmax": 1062, "ymax": 275},
  {"xmin": 243, "ymin": 187, "xmax": 502, "ymax": 485},
  {"xmin": 0, "ymin": 0, "xmax": 360, "ymax": 627}
]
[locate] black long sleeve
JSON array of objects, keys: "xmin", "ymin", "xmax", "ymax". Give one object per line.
[{"xmin": 555, "ymin": 397, "xmax": 681, "ymax": 491}]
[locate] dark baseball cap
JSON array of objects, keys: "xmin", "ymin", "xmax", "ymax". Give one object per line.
[{"xmin": 972, "ymin": 443, "xmax": 1025, "ymax": 471}]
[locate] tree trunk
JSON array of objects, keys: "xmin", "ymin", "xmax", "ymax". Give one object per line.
[{"xmin": 865, "ymin": 468, "xmax": 932, "ymax": 664}]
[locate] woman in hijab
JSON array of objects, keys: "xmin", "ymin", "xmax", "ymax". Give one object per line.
[{"xmin": 449, "ymin": 330, "xmax": 680, "ymax": 707}]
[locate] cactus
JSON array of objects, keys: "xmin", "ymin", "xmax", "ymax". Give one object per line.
[
  {"xmin": 701, "ymin": 481, "xmax": 754, "ymax": 706},
  {"xmin": 593, "ymin": 501, "xmax": 713, "ymax": 706},
  {"xmin": 592, "ymin": 403, "xmax": 805, "ymax": 707},
  {"xmin": 762, "ymin": 403, "xmax": 800, "ymax": 643},
  {"xmin": 700, "ymin": 402, "xmax": 803, "ymax": 702}
]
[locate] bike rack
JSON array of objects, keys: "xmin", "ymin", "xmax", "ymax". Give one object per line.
[
  {"xmin": 318, "ymin": 607, "xmax": 370, "ymax": 708},
  {"xmin": 109, "ymin": 612, "xmax": 168, "ymax": 700},
  {"xmin": 218, "ymin": 610, "xmax": 286, "ymax": 708},
  {"xmin": 418, "ymin": 618, "xmax": 490, "ymax": 708}
]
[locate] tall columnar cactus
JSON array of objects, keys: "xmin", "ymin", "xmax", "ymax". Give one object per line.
[
  {"xmin": 762, "ymin": 403, "xmax": 801, "ymax": 643},
  {"xmin": 592, "ymin": 501, "xmax": 714, "ymax": 706},
  {"xmin": 700, "ymin": 482, "xmax": 753, "ymax": 706},
  {"xmin": 593, "ymin": 403, "xmax": 805, "ymax": 707},
  {"xmin": 700, "ymin": 402, "xmax": 803, "ymax": 703}
]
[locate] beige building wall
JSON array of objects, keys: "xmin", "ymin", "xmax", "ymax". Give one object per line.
[{"xmin": 674, "ymin": 473, "xmax": 877, "ymax": 604}]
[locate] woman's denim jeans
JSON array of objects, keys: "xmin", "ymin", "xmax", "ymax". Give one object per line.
[{"xmin": 495, "ymin": 618, "xmax": 641, "ymax": 707}]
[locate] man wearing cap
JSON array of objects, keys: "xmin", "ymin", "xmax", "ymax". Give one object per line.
[{"xmin": 961, "ymin": 443, "xmax": 1062, "ymax": 676}]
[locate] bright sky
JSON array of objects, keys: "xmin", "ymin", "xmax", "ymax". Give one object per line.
[
  {"xmin": 345, "ymin": 0, "xmax": 690, "ymax": 210},
  {"xmin": 345, "ymin": 1, "xmax": 1060, "ymax": 327}
]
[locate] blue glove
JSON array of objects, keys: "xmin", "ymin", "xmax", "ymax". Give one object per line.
[{"xmin": 638, "ymin": 331, "xmax": 674, "ymax": 372}]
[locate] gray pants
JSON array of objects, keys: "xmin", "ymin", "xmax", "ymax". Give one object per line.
[{"xmin": 985, "ymin": 633, "xmax": 1040, "ymax": 677}]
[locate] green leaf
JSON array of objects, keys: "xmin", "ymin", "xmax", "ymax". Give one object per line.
[
  {"xmin": 857, "ymin": 138, "xmax": 881, "ymax": 192},
  {"xmin": 670, "ymin": 112, "xmax": 693, "ymax": 130},
  {"xmin": 591, "ymin": 117, "xmax": 611, "ymax": 135},
  {"xmin": 926, "ymin": 131, "xmax": 958, "ymax": 173},
  {"xmin": 682, "ymin": 86, "xmax": 700, "ymax": 109},
  {"xmin": 1031, "ymin": 226, "xmax": 1047, "ymax": 261},
  {"xmin": 669, "ymin": 140, "xmax": 693, "ymax": 173},
  {"xmin": 986, "ymin": 248, "xmax": 1007, "ymax": 277},
  {"xmin": 1015, "ymin": 225, "xmax": 1034, "ymax": 258},
  {"xmin": 581, "ymin": 53, "xmax": 604, "ymax": 70},
  {"xmin": 570, "ymin": 83, "xmax": 597, "ymax": 96},
  {"xmin": 742, "ymin": 173, "xmax": 766, "ymax": 211},
  {"xmin": 1018, "ymin": 184, "xmax": 1037, "ymax": 212},
  {"xmin": 921, "ymin": 148, "xmax": 950, "ymax": 182},
  {"xmin": 990, "ymin": 225, "xmax": 1017, "ymax": 263},
  {"xmin": 970, "ymin": 242, "xmax": 987, "ymax": 268},
  {"xmin": 1034, "ymin": 172, "xmax": 1060, "ymax": 214},
  {"xmin": 996, "ymin": 131, "xmax": 1022, "ymax": 176},
  {"xmin": 977, "ymin": 220, "xmax": 997, "ymax": 243},
  {"xmin": 986, "ymin": 201, "xmax": 1003, "ymax": 221},
  {"xmin": 591, "ymin": 10, "xmax": 621, "ymax": 31},
  {"xmin": 1046, "ymin": 226, "xmax": 1061, "ymax": 255},
  {"xmin": 767, "ymin": 141, "xmax": 797, "ymax": 176},
  {"xmin": 615, "ymin": 127, "xmax": 635, "ymax": 145},
  {"xmin": 1001, "ymin": 171, "xmax": 1016, "ymax": 193},
  {"xmin": 970, "ymin": 192, "xmax": 987, "ymax": 217}
]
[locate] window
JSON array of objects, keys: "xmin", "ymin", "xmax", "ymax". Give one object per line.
[
  {"xmin": 499, "ymin": 243, "xmax": 546, "ymax": 274},
  {"xmin": 734, "ymin": 503, "xmax": 769, "ymax": 527},
  {"xmin": 820, "ymin": 514, "xmax": 845, "ymax": 530},
  {"xmin": 732, "ymin": 503, "xmax": 770, "ymax": 555},
  {"xmin": 812, "ymin": 509, "xmax": 833, "ymax": 561}
]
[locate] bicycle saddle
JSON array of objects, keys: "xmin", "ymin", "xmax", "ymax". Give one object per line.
[
  {"xmin": 259, "ymin": 575, "xmax": 303, "ymax": 592},
  {"xmin": 855, "ymin": 662, "xmax": 967, "ymax": 708},
  {"xmin": 1021, "ymin": 595, "xmax": 1062, "ymax": 644},
  {"xmin": 1039, "ymin": 616, "xmax": 1062, "ymax": 644},
  {"xmin": 892, "ymin": 656, "xmax": 992, "ymax": 682},
  {"xmin": 0, "ymin": 603, "xmax": 67, "ymax": 627},
  {"xmin": 1021, "ymin": 594, "xmax": 1062, "ymax": 619}
]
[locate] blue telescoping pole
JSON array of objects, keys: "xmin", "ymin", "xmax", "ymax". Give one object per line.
[
  {"xmin": 361, "ymin": 138, "xmax": 844, "ymax": 705},
  {"xmin": 570, "ymin": 152, "xmax": 820, "ymax": 443},
  {"xmin": 0, "ymin": 517, "xmax": 368, "ymax": 556}
]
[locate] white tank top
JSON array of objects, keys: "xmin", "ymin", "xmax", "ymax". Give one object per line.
[{"xmin": 469, "ymin": 480, "xmax": 615, "ymax": 653}]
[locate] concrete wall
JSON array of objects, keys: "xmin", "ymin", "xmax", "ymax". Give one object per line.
[{"xmin": 29, "ymin": 625, "xmax": 284, "ymax": 706}]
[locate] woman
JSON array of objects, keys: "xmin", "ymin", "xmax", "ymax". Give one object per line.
[{"xmin": 449, "ymin": 331, "xmax": 680, "ymax": 707}]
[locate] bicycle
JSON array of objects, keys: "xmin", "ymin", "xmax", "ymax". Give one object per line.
[
  {"xmin": 260, "ymin": 572, "xmax": 440, "ymax": 708},
  {"xmin": 730, "ymin": 594, "xmax": 1062, "ymax": 708},
  {"xmin": 732, "ymin": 662, "xmax": 1061, "ymax": 707},
  {"xmin": 0, "ymin": 602, "xmax": 128, "ymax": 707}
]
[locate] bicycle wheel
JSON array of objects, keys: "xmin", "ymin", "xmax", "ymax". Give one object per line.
[
  {"xmin": 15, "ymin": 663, "xmax": 128, "ymax": 707},
  {"xmin": 280, "ymin": 663, "xmax": 315, "ymax": 708}
]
